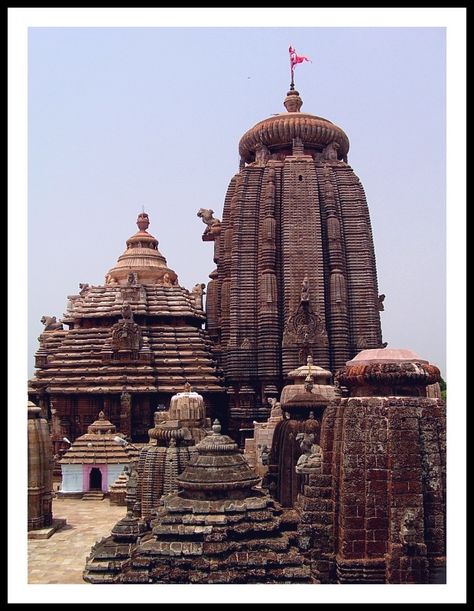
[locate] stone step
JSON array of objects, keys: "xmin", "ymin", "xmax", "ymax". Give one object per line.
[{"xmin": 82, "ymin": 492, "xmax": 105, "ymax": 501}]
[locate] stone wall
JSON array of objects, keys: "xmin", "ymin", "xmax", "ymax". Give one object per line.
[{"xmin": 296, "ymin": 396, "xmax": 446, "ymax": 583}]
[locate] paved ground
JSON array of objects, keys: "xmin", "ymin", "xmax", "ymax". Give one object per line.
[{"xmin": 28, "ymin": 498, "xmax": 126, "ymax": 584}]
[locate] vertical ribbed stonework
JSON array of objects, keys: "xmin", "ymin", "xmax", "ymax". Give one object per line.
[
  {"xmin": 228, "ymin": 167, "xmax": 264, "ymax": 423},
  {"xmin": 28, "ymin": 401, "xmax": 53, "ymax": 530},
  {"xmin": 218, "ymin": 176, "xmax": 239, "ymax": 353},
  {"xmin": 334, "ymin": 164, "xmax": 382, "ymax": 352},
  {"xmin": 316, "ymin": 163, "xmax": 351, "ymax": 371},
  {"xmin": 281, "ymin": 156, "xmax": 329, "ymax": 374},
  {"xmin": 201, "ymin": 89, "xmax": 384, "ymax": 438},
  {"xmin": 257, "ymin": 165, "xmax": 280, "ymax": 395}
]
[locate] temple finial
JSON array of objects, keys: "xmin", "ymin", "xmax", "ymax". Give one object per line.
[
  {"xmin": 136, "ymin": 211, "xmax": 150, "ymax": 232},
  {"xmin": 284, "ymin": 89, "xmax": 303, "ymax": 113}
]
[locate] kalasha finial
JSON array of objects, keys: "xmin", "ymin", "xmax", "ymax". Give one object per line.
[
  {"xmin": 136, "ymin": 212, "xmax": 150, "ymax": 232},
  {"xmin": 212, "ymin": 419, "xmax": 221, "ymax": 435}
]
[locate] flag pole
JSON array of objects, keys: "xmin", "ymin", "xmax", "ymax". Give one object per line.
[{"xmin": 290, "ymin": 55, "xmax": 295, "ymax": 90}]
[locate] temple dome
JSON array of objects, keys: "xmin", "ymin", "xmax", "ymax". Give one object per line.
[
  {"xmin": 177, "ymin": 420, "xmax": 260, "ymax": 496},
  {"xmin": 336, "ymin": 347, "xmax": 440, "ymax": 395},
  {"xmin": 106, "ymin": 212, "xmax": 178, "ymax": 286},
  {"xmin": 238, "ymin": 89, "xmax": 350, "ymax": 163},
  {"xmin": 346, "ymin": 347, "xmax": 429, "ymax": 365}
]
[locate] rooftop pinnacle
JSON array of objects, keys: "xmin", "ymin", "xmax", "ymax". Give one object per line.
[{"xmin": 284, "ymin": 89, "xmax": 303, "ymax": 113}]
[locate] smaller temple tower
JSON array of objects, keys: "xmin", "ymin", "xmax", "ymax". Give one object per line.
[
  {"xmin": 58, "ymin": 411, "xmax": 138, "ymax": 498},
  {"xmin": 28, "ymin": 401, "xmax": 53, "ymax": 531},
  {"xmin": 297, "ymin": 348, "xmax": 446, "ymax": 584},
  {"xmin": 85, "ymin": 421, "xmax": 312, "ymax": 584}
]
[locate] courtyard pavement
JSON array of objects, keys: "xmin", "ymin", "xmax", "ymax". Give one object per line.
[{"xmin": 28, "ymin": 497, "xmax": 126, "ymax": 584}]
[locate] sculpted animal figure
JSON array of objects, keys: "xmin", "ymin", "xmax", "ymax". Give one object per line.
[
  {"xmin": 323, "ymin": 141, "xmax": 340, "ymax": 160},
  {"xmin": 197, "ymin": 208, "xmax": 221, "ymax": 232},
  {"xmin": 40, "ymin": 316, "xmax": 63, "ymax": 331}
]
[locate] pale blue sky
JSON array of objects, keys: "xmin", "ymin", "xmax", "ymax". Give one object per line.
[{"xmin": 28, "ymin": 26, "xmax": 446, "ymax": 375}]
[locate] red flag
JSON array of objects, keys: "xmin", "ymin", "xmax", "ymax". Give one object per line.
[{"xmin": 289, "ymin": 45, "xmax": 312, "ymax": 69}]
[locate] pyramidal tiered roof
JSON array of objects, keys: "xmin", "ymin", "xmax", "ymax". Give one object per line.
[
  {"xmin": 84, "ymin": 421, "xmax": 312, "ymax": 584},
  {"xmin": 59, "ymin": 411, "xmax": 138, "ymax": 464},
  {"xmin": 29, "ymin": 213, "xmax": 223, "ymax": 396}
]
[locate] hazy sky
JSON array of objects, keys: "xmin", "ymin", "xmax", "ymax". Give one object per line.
[{"xmin": 28, "ymin": 26, "xmax": 446, "ymax": 375}]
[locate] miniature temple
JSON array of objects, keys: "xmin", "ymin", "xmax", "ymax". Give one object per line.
[
  {"xmin": 264, "ymin": 356, "xmax": 339, "ymax": 507},
  {"xmin": 58, "ymin": 411, "xmax": 139, "ymax": 497},
  {"xmin": 135, "ymin": 384, "xmax": 210, "ymax": 519},
  {"xmin": 84, "ymin": 421, "xmax": 312, "ymax": 584},
  {"xmin": 296, "ymin": 348, "xmax": 445, "ymax": 583},
  {"xmin": 28, "ymin": 213, "xmax": 224, "ymax": 443},
  {"xmin": 109, "ymin": 466, "xmax": 130, "ymax": 506},
  {"xmin": 200, "ymin": 87, "xmax": 385, "ymax": 435}
]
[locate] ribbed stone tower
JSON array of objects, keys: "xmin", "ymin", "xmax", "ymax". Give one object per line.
[
  {"xmin": 201, "ymin": 88, "xmax": 384, "ymax": 435},
  {"xmin": 28, "ymin": 401, "xmax": 53, "ymax": 530}
]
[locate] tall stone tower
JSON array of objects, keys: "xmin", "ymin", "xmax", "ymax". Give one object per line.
[{"xmin": 201, "ymin": 89, "xmax": 384, "ymax": 434}]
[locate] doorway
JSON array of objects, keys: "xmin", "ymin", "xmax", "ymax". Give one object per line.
[{"xmin": 89, "ymin": 467, "xmax": 102, "ymax": 491}]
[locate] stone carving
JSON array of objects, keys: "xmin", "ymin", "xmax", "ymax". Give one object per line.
[
  {"xmin": 255, "ymin": 141, "xmax": 270, "ymax": 166},
  {"xmin": 264, "ymin": 168, "xmax": 276, "ymax": 201},
  {"xmin": 268, "ymin": 397, "xmax": 283, "ymax": 419},
  {"xmin": 323, "ymin": 141, "xmax": 340, "ymax": 160},
  {"xmin": 125, "ymin": 461, "xmax": 139, "ymax": 514},
  {"xmin": 261, "ymin": 271, "xmax": 277, "ymax": 304},
  {"xmin": 197, "ymin": 208, "xmax": 221, "ymax": 234},
  {"xmin": 283, "ymin": 303, "xmax": 328, "ymax": 347},
  {"xmin": 79, "ymin": 283, "xmax": 90, "ymax": 295},
  {"xmin": 330, "ymin": 270, "xmax": 347, "ymax": 310},
  {"xmin": 105, "ymin": 274, "xmax": 118, "ymax": 285},
  {"xmin": 260, "ymin": 444, "xmax": 270, "ymax": 466},
  {"xmin": 240, "ymin": 337, "xmax": 252, "ymax": 349},
  {"xmin": 121, "ymin": 302, "xmax": 133, "ymax": 321},
  {"xmin": 377, "ymin": 294, "xmax": 385, "ymax": 311},
  {"xmin": 356, "ymin": 336, "xmax": 368, "ymax": 350},
  {"xmin": 400, "ymin": 509, "xmax": 418, "ymax": 546},
  {"xmin": 262, "ymin": 218, "xmax": 276, "ymax": 244},
  {"xmin": 300, "ymin": 275, "xmax": 310, "ymax": 303},
  {"xmin": 120, "ymin": 391, "xmax": 131, "ymax": 413},
  {"xmin": 127, "ymin": 272, "xmax": 138, "ymax": 285},
  {"xmin": 111, "ymin": 302, "xmax": 141, "ymax": 352},
  {"xmin": 304, "ymin": 366, "xmax": 315, "ymax": 393},
  {"xmin": 292, "ymin": 136, "xmax": 304, "ymax": 155},
  {"xmin": 40, "ymin": 315, "xmax": 63, "ymax": 331},
  {"xmin": 191, "ymin": 282, "xmax": 206, "ymax": 309},
  {"xmin": 162, "ymin": 273, "xmax": 172, "ymax": 287},
  {"xmin": 327, "ymin": 216, "xmax": 341, "ymax": 241},
  {"xmin": 295, "ymin": 432, "xmax": 322, "ymax": 474}
]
